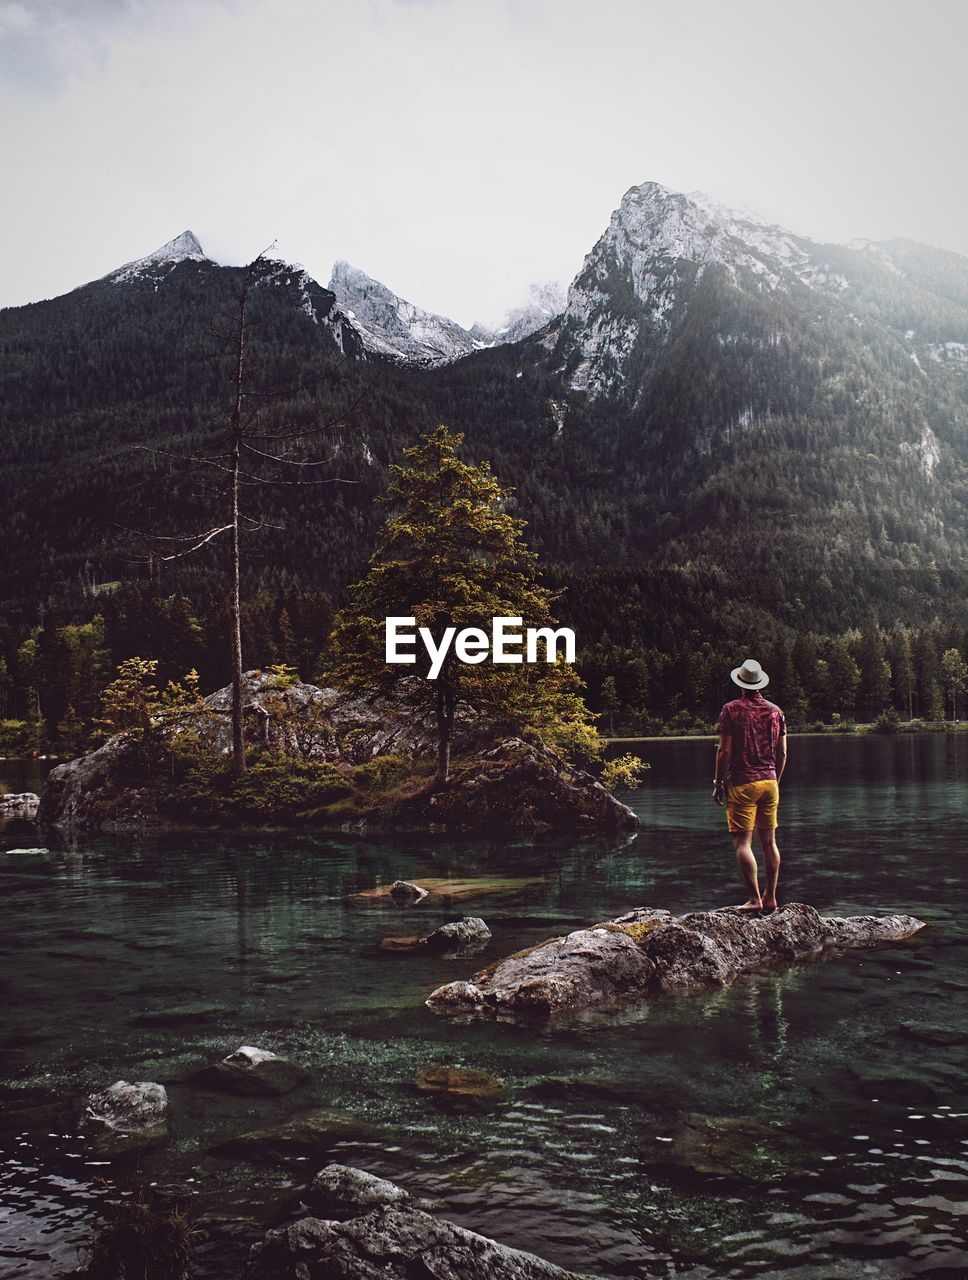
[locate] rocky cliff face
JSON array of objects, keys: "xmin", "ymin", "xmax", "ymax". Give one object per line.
[
  {"xmin": 329, "ymin": 260, "xmax": 485, "ymax": 365},
  {"xmin": 550, "ymin": 180, "xmax": 968, "ymax": 407}
]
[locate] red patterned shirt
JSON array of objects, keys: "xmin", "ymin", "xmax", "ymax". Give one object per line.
[{"xmin": 717, "ymin": 692, "xmax": 787, "ymax": 785}]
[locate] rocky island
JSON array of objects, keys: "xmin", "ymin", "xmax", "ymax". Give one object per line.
[{"xmin": 37, "ymin": 670, "xmax": 636, "ymax": 837}]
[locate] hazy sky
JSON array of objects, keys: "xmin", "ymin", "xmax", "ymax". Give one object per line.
[{"xmin": 2, "ymin": 0, "xmax": 965, "ymax": 326}]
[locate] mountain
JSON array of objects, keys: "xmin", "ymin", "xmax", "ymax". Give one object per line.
[
  {"xmin": 0, "ymin": 186, "xmax": 966, "ymax": 676},
  {"xmin": 103, "ymin": 230, "xmax": 366, "ymax": 357},
  {"xmin": 484, "ymin": 280, "xmax": 567, "ymax": 346},
  {"xmin": 550, "ymin": 181, "xmax": 968, "ymax": 401},
  {"xmin": 328, "ymin": 260, "xmax": 485, "ymax": 365},
  {"xmin": 329, "ymin": 262, "xmax": 563, "ymax": 364},
  {"xmin": 106, "ymin": 229, "xmax": 212, "ymax": 284}
]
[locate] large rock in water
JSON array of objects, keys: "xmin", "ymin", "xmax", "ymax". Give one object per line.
[
  {"xmin": 427, "ymin": 903, "xmax": 927, "ymax": 1018},
  {"xmin": 194, "ymin": 1044, "xmax": 311, "ymax": 1096},
  {"xmin": 395, "ymin": 737, "xmax": 637, "ymax": 833},
  {"xmin": 38, "ymin": 673, "xmax": 637, "ymax": 835},
  {"xmin": 248, "ymin": 1166, "xmax": 599, "ymax": 1279},
  {"xmin": 38, "ymin": 733, "xmax": 162, "ymax": 833}
]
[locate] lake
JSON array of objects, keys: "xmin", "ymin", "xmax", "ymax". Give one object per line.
[{"xmin": 1, "ymin": 735, "xmax": 966, "ymax": 1278}]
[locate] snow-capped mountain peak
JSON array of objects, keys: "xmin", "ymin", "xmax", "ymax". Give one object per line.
[
  {"xmin": 556, "ymin": 181, "xmax": 835, "ymax": 396},
  {"xmin": 329, "ymin": 262, "xmax": 563, "ymax": 365},
  {"xmin": 108, "ymin": 230, "xmax": 211, "ymax": 283},
  {"xmin": 328, "ymin": 261, "xmax": 482, "ymax": 366}
]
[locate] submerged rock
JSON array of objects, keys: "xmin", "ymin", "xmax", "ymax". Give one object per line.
[
  {"xmin": 130, "ymin": 1003, "xmax": 227, "ymax": 1027},
  {"xmin": 382, "ymin": 915, "xmax": 492, "ymax": 954},
  {"xmin": 362, "ymin": 875, "xmax": 545, "ymax": 903},
  {"xmin": 416, "ymin": 1065, "xmax": 504, "ymax": 1099},
  {"xmin": 388, "ymin": 879, "xmax": 429, "ymax": 903},
  {"xmin": 427, "ymin": 903, "xmax": 927, "ymax": 1019},
  {"xmin": 212, "ymin": 1108, "xmax": 384, "ymax": 1165},
  {"xmin": 849, "ymin": 1063, "xmax": 939, "ymax": 1105},
  {"xmin": 82, "ymin": 1080, "xmax": 168, "ymax": 1155},
  {"xmin": 899, "ymin": 1021, "xmax": 968, "ymax": 1047},
  {"xmin": 0, "ymin": 792, "xmax": 40, "ymax": 818},
  {"xmin": 658, "ymin": 1113, "xmax": 812, "ymax": 1182},
  {"xmin": 248, "ymin": 1173, "xmax": 599, "ymax": 1279},
  {"xmin": 195, "ymin": 1045, "xmax": 311, "ymax": 1096}
]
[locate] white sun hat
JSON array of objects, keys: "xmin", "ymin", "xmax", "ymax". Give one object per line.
[{"xmin": 730, "ymin": 658, "xmax": 770, "ymax": 690}]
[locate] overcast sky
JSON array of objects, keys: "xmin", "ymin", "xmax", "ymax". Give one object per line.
[{"xmin": 1, "ymin": 0, "xmax": 965, "ymax": 326}]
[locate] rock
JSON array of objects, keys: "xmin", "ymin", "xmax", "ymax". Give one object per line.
[
  {"xmin": 396, "ymin": 736, "xmax": 638, "ymax": 833},
  {"xmin": 212, "ymin": 1108, "xmax": 384, "ymax": 1165},
  {"xmin": 82, "ymin": 1080, "xmax": 168, "ymax": 1155},
  {"xmin": 360, "ymin": 875, "xmax": 544, "ymax": 903},
  {"xmin": 428, "ymin": 927, "xmax": 657, "ymax": 1017},
  {"xmin": 247, "ymin": 1187, "xmax": 600, "ymax": 1278},
  {"xmin": 380, "ymin": 934, "xmax": 427, "ymax": 951},
  {"xmin": 424, "ymin": 917, "xmax": 492, "ymax": 953},
  {"xmin": 130, "ymin": 1003, "xmax": 228, "ymax": 1027},
  {"xmin": 658, "ymin": 1113, "xmax": 811, "ymax": 1182},
  {"xmin": 305, "ymin": 1164, "xmax": 414, "ymax": 1219},
  {"xmin": 0, "ymin": 792, "xmax": 40, "ymax": 818},
  {"xmin": 195, "ymin": 1045, "xmax": 311, "ymax": 1096},
  {"xmin": 849, "ymin": 1064, "xmax": 939, "ymax": 1105},
  {"xmin": 38, "ymin": 733, "xmax": 161, "ymax": 834},
  {"xmin": 428, "ymin": 903, "xmax": 927, "ymax": 1019},
  {"xmin": 899, "ymin": 1021, "xmax": 968, "ymax": 1047},
  {"xmin": 416, "ymin": 1065, "xmax": 504, "ymax": 1099},
  {"xmin": 388, "ymin": 880, "xmax": 429, "ymax": 903}
]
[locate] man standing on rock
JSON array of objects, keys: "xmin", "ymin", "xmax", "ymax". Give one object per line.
[{"xmin": 712, "ymin": 659, "xmax": 786, "ymax": 911}]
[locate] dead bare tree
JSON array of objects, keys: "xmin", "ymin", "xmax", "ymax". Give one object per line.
[{"xmin": 120, "ymin": 250, "xmax": 370, "ymax": 777}]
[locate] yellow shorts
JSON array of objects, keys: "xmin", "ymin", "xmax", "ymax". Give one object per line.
[{"xmin": 726, "ymin": 779, "xmax": 779, "ymax": 833}]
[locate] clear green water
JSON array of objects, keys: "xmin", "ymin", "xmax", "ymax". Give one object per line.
[{"xmin": 1, "ymin": 736, "xmax": 966, "ymax": 1278}]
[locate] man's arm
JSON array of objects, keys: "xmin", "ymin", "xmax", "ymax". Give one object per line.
[
  {"xmin": 713, "ymin": 732, "xmax": 731, "ymax": 805},
  {"xmin": 776, "ymin": 732, "xmax": 787, "ymax": 783}
]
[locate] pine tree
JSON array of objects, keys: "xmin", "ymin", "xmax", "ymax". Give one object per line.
[
  {"xmin": 826, "ymin": 638, "xmax": 861, "ymax": 719},
  {"xmin": 600, "ymin": 676, "xmax": 620, "ymax": 736},
  {"xmin": 327, "ymin": 426, "xmax": 595, "ymax": 782},
  {"xmin": 940, "ymin": 648, "xmax": 967, "ymax": 721}
]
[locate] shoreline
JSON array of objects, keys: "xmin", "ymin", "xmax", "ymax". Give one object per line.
[
  {"xmin": 2, "ymin": 722, "xmax": 968, "ymax": 767},
  {"xmin": 605, "ymin": 722, "xmax": 968, "ymax": 744}
]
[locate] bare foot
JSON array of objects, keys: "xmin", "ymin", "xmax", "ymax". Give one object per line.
[
  {"xmin": 762, "ymin": 899, "xmax": 778, "ymax": 910},
  {"xmin": 732, "ymin": 899, "xmax": 763, "ymax": 911}
]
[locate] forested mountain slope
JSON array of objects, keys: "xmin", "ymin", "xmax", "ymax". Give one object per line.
[{"xmin": 1, "ymin": 185, "xmax": 966, "ymax": 682}]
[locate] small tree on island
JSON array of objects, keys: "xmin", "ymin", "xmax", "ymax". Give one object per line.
[{"xmin": 327, "ymin": 425, "xmax": 596, "ymax": 783}]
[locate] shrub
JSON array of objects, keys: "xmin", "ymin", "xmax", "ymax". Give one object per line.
[
  {"xmin": 873, "ymin": 708, "xmax": 900, "ymax": 734},
  {"xmin": 0, "ymin": 719, "xmax": 28, "ymax": 753},
  {"xmin": 159, "ymin": 749, "xmax": 350, "ymax": 822},
  {"xmin": 78, "ymin": 1187, "xmax": 201, "ymax": 1280},
  {"xmin": 601, "ymin": 753, "xmax": 649, "ymax": 793},
  {"xmin": 355, "ymin": 753, "xmax": 412, "ymax": 789}
]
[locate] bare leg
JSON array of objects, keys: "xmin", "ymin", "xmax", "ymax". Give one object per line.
[
  {"xmin": 756, "ymin": 826, "xmax": 781, "ymax": 909},
  {"xmin": 731, "ymin": 831, "xmax": 762, "ymax": 909}
]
